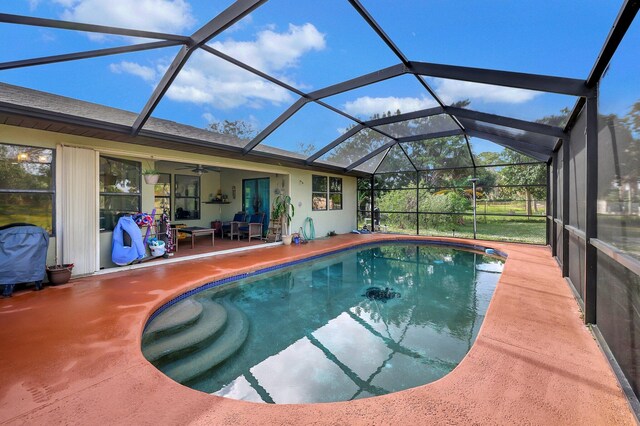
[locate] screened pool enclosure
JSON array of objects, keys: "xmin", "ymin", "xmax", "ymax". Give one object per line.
[{"xmin": 0, "ymin": 0, "xmax": 639, "ymax": 416}]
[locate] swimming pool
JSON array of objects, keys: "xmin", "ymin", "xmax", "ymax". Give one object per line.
[{"xmin": 141, "ymin": 242, "xmax": 503, "ymax": 404}]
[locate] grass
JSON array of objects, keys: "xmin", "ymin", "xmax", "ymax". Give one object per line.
[
  {"xmin": 597, "ymin": 214, "xmax": 640, "ymax": 260},
  {"xmin": 0, "ymin": 213, "xmax": 52, "ymax": 233},
  {"xmin": 419, "ymin": 219, "xmax": 546, "ymax": 244},
  {"xmin": 359, "ymin": 214, "xmax": 546, "ymax": 244},
  {"xmin": 470, "ymin": 200, "xmax": 546, "ymax": 216},
  {"xmin": 358, "ymin": 200, "xmax": 548, "ymax": 244}
]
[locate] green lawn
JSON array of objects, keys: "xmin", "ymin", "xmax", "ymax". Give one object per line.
[
  {"xmin": 360, "ymin": 199, "xmax": 548, "ymax": 244},
  {"xmin": 419, "ymin": 218, "xmax": 546, "ymax": 244},
  {"xmin": 0, "ymin": 212, "xmax": 52, "ymax": 232},
  {"xmin": 597, "ymin": 214, "xmax": 640, "ymax": 260},
  {"xmin": 469, "ymin": 200, "xmax": 546, "ymax": 216},
  {"xmin": 359, "ymin": 214, "xmax": 546, "ymax": 244}
]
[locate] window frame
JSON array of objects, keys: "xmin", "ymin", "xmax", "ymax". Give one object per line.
[
  {"xmin": 312, "ymin": 175, "xmax": 343, "ymax": 211},
  {"xmin": 312, "ymin": 175, "xmax": 328, "ymax": 211},
  {"xmin": 153, "ymin": 173, "xmax": 172, "ymax": 219},
  {"xmin": 99, "ymin": 155, "xmax": 141, "ymax": 232},
  {"xmin": 0, "ymin": 142, "xmax": 56, "ymax": 235},
  {"xmin": 329, "ymin": 176, "xmax": 343, "ymax": 211},
  {"xmin": 174, "ymin": 174, "xmax": 201, "ymax": 220}
]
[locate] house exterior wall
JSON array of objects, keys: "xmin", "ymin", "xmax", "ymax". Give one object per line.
[
  {"xmin": 1, "ymin": 124, "xmax": 357, "ymax": 273},
  {"xmin": 287, "ymin": 168, "xmax": 357, "ymax": 238}
]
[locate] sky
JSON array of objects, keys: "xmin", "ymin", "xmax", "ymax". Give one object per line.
[{"xmin": 0, "ymin": 0, "xmax": 636, "ymax": 160}]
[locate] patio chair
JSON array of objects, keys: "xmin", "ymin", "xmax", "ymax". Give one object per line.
[
  {"xmin": 221, "ymin": 212, "xmax": 246, "ymax": 239},
  {"xmin": 238, "ymin": 213, "xmax": 265, "ymax": 241}
]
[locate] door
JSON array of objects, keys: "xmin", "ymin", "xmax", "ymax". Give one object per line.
[{"xmin": 242, "ymin": 178, "xmax": 270, "ymax": 236}]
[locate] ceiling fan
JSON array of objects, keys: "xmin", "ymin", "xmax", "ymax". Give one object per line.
[{"xmin": 175, "ymin": 164, "xmax": 220, "ymax": 175}]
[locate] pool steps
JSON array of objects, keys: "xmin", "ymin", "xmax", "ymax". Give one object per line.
[
  {"xmin": 141, "ymin": 299, "xmax": 203, "ymax": 345},
  {"xmin": 142, "ymin": 299, "xmax": 228, "ymax": 363},
  {"xmin": 143, "ymin": 298, "xmax": 250, "ymax": 384}
]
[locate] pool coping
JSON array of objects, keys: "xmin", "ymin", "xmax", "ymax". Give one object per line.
[{"xmin": 0, "ymin": 234, "xmax": 635, "ymax": 425}]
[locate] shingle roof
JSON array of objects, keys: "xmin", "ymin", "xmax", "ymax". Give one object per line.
[{"xmin": 0, "ymin": 81, "xmax": 308, "ymax": 161}]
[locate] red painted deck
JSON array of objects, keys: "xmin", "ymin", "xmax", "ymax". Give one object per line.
[{"xmin": 0, "ymin": 234, "xmax": 635, "ymax": 425}]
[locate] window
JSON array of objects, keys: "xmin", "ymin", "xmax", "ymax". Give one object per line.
[
  {"xmin": 312, "ymin": 175, "xmax": 328, "ymax": 210},
  {"xmin": 99, "ymin": 156, "xmax": 141, "ymax": 231},
  {"xmin": 312, "ymin": 175, "xmax": 343, "ymax": 211},
  {"xmin": 154, "ymin": 173, "xmax": 171, "ymax": 217},
  {"xmin": 0, "ymin": 143, "xmax": 55, "ymax": 234},
  {"xmin": 175, "ymin": 175, "xmax": 200, "ymax": 220},
  {"xmin": 329, "ymin": 177, "xmax": 343, "ymax": 210}
]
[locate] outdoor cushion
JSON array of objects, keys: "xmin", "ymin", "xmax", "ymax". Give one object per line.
[
  {"xmin": 238, "ymin": 213, "xmax": 265, "ymax": 241},
  {"xmin": 221, "ymin": 212, "xmax": 246, "ymax": 239}
]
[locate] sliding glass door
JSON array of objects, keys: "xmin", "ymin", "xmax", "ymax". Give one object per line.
[{"xmin": 242, "ymin": 178, "xmax": 270, "ymax": 236}]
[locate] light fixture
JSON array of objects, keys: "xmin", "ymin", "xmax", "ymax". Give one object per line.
[
  {"xmin": 17, "ymin": 152, "xmax": 28, "ymax": 162},
  {"xmin": 38, "ymin": 155, "xmax": 48, "ymax": 163}
]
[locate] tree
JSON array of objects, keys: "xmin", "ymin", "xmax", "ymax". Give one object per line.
[
  {"xmin": 295, "ymin": 142, "xmax": 317, "ymax": 156},
  {"xmin": 535, "ymin": 107, "xmax": 571, "ymax": 127},
  {"xmin": 328, "ymin": 111, "xmax": 396, "ymax": 167},
  {"xmin": 207, "ymin": 119, "xmax": 257, "ymax": 141},
  {"xmin": 475, "ymin": 151, "xmax": 502, "ymax": 166},
  {"xmin": 497, "ymin": 150, "xmax": 546, "ymax": 215},
  {"xmin": 0, "ymin": 145, "xmax": 52, "ymax": 190},
  {"xmin": 624, "ymin": 101, "xmax": 640, "ymax": 135},
  {"xmin": 328, "ymin": 102, "xmax": 474, "ymax": 189},
  {"xmin": 600, "ymin": 102, "xmax": 640, "ymax": 210},
  {"xmin": 480, "ymin": 108, "xmax": 573, "ymax": 215}
]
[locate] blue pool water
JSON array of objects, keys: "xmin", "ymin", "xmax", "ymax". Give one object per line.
[{"xmin": 142, "ymin": 243, "xmax": 503, "ymax": 404}]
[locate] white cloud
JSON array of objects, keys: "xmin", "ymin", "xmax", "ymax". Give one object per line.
[
  {"xmin": 111, "ymin": 23, "xmax": 326, "ymax": 111},
  {"xmin": 211, "ymin": 23, "xmax": 325, "ymax": 74},
  {"xmin": 223, "ymin": 14, "xmax": 253, "ymax": 34},
  {"xmin": 202, "ymin": 112, "xmax": 216, "ymax": 123},
  {"xmin": 434, "ymin": 79, "xmax": 540, "ymax": 104},
  {"xmin": 166, "ymin": 50, "xmax": 294, "ymax": 108},
  {"xmin": 52, "ymin": 0, "xmax": 75, "ymax": 6},
  {"xmin": 55, "ymin": 0, "xmax": 194, "ymax": 38},
  {"xmin": 109, "ymin": 61, "xmax": 157, "ymax": 82},
  {"xmin": 342, "ymin": 95, "xmax": 438, "ymax": 117},
  {"xmin": 28, "ymin": 0, "xmax": 42, "ymax": 10}
]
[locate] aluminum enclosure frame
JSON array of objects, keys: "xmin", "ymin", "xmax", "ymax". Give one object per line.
[{"xmin": 1, "ymin": 0, "xmax": 640, "ymax": 418}]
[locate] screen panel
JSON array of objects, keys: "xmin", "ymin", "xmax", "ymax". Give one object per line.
[
  {"xmin": 568, "ymin": 112, "xmax": 587, "ymax": 230},
  {"xmin": 556, "ymin": 142, "xmax": 564, "ymax": 223},
  {"xmin": 597, "ymin": 16, "xmax": 640, "ymax": 261},
  {"xmin": 401, "ymin": 136, "xmax": 473, "ymax": 170},
  {"xmin": 596, "ymin": 252, "xmax": 640, "ymax": 398},
  {"xmin": 568, "ymin": 234, "xmax": 585, "ymax": 300},
  {"xmin": 376, "ymin": 145, "xmax": 415, "ymax": 173}
]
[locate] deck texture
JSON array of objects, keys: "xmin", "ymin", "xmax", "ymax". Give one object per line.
[{"xmin": 0, "ymin": 234, "xmax": 635, "ymax": 425}]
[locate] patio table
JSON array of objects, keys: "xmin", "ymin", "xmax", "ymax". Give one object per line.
[{"xmin": 178, "ymin": 226, "xmax": 215, "ymax": 249}]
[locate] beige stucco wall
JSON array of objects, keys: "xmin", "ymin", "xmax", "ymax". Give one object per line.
[
  {"xmin": 1, "ymin": 124, "xmax": 357, "ymax": 272},
  {"xmin": 287, "ymin": 168, "xmax": 357, "ymax": 238}
]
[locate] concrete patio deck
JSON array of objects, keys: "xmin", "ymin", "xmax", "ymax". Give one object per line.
[{"xmin": 0, "ymin": 234, "xmax": 635, "ymax": 425}]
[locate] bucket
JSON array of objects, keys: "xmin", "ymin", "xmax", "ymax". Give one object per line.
[{"xmin": 150, "ymin": 240, "xmax": 166, "ymax": 257}]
